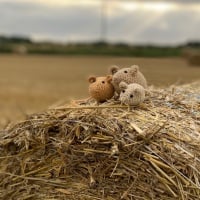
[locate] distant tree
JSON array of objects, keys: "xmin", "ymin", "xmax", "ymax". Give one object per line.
[
  {"xmin": 186, "ymin": 41, "xmax": 200, "ymax": 48},
  {"xmin": 0, "ymin": 35, "xmax": 32, "ymax": 44}
]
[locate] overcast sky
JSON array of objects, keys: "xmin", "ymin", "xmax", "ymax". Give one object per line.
[{"xmin": 0, "ymin": 0, "xmax": 200, "ymax": 45}]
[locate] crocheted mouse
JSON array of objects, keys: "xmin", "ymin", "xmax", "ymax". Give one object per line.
[
  {"xmin": 119, "ymin": 82, "xmax": 145, "ymax": 106},
  {"xmin": 109, "ymin": 65, "xmax": 147, "ymax": 94},
  {"xmin": 88, "ymin": 75, "xmax": 115, "ymax": 103}
]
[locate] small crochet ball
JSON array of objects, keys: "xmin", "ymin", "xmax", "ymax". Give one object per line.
[
  {"xmin": 119, "ymin": 82, "xmax": 145, "ymax": 106},
  {"xmin": 109, "ymin": 65, "xmax": 147, "ymax": 94},
  {"xmin": 88, "ymin": 75, "xmax": 115, "ymax": 103}
]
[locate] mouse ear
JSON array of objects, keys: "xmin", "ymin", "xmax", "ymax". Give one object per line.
[
  {"xmin": 130, "ymin": 65, "xmax": 139, "ymax": 75},
  {"xmin": 134, "ymin": 88, "xmax": 140, "ymax": 94},
  {"xmin": 135, "ymin": 86, "xmax": 144, "ymax": 94},
  {"xmin": 106, "ymin": 75, "xmax": 112, "ymax": 83},
  {"xmin": 119, "ymin": 82, "xmax": 128, "ymax": 90},
  {"xmin": 109, "ymin": 65, "xmax": 119, "ymax": 75},
  {"xmin": 88, "ymin": 76, "xmax": 96, "ymax": 83}
]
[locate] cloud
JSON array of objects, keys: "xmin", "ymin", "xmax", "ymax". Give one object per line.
[
  {"xmin": 106, "ymin": 7, "xmax": 200, "ymax": 44},
  {"xmin": 0, "ymin": 0, "xmax": 199, "ymax": 44},
  {"xmin": 0, "ymin": 0, "xmax": 100, "ymax": 7},
  {"xmin": 0, "ymin": 1, "xmax": 101, "ymax": 42},
  {"xmin": 128, "ymin": 0, "xmax": 200, "ymax": 3}
]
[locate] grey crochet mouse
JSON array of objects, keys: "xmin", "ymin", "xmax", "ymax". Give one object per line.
[
  {"xmin": 109, "ymin": 65, "xmax": 147, "ymax": 94},
  {"xmin": 119, "ymin": 82, "xmax": 145, "ymax": 106}
]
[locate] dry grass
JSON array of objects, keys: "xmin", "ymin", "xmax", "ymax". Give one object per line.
[{"xmin": 0, "ymin": 81, "xmax": 199, "ymax": 199}]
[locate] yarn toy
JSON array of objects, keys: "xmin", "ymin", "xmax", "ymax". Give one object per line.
[
  {"xmin": 88, "ymin": 75, "xmax": 115, "ymax": 103},
  {"xmin": 109, "ymin": 65, "xmax": 147, "ymax": 94},
  {"xmin": 119, "ymin": 82, "xmax": 145, "ymax": 106}
]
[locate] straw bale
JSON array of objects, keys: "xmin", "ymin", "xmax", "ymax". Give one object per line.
[
  {"xmin": 0, "ymin": 82, "xmax": 200, "ymax": 200},
  {"xmin": 188, "ymin": 54, "xmax": 200, "ymax": 66},
  {"xmin": 181, "ymin": 48, "xmax": 200, "ymax": 66}
]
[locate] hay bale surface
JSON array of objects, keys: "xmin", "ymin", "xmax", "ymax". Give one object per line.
[
  {"xmin": 181, "ymin": 48, "xmax": 200, "ymax": 66},
  {"xmin": 0, "ymin": 82, "xmax": 200, "ymax": 200}
]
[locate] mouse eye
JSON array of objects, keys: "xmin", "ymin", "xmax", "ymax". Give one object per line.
[
  {"xmin": 102, "ymin": 81, "xmax": 105, "ymax": 84},
  {"xmin": 122, "ymin": 90, "xmax": 125, "ymax": 93},
  {"xmin": 130, "ymin": 94, "xmax": 133, "ymax": 98},
  {"xmin": 124, "ymin": 70, "xmax": 128, "ymax": 73}
]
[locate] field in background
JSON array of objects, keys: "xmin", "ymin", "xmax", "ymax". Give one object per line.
[
  {"xmin": 0, "ymin": 36, "xmax": 182, "ymax": 57},
  {"xmin": 0, "ymin": 55, "xmax": 200, "ymax": 127}
]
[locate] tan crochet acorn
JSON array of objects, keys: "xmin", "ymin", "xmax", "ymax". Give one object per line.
[
  {"xmin": 88, "ymin": 75, "xmax": 115, "ymax": 103},
  {"xmin": 109, "ymin": 65, "xmax": 147, "ymax": 94},
  {"xmin": 119, "ymin": 82, "xmax": 145, "ymax": 106}
]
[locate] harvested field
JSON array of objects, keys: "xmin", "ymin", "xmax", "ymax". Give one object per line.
[
  {"xmin": 0, "ymin": 82, "xmax": 200, "ymax": 199},
  {"xmin": 0, "ymin": 55, "xmax": 200, "ymax": 128}
]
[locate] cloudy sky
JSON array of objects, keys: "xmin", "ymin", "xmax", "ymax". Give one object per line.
[{"xmin": 0, "ymin": 0, "xmax": 200, "ymax": 45}]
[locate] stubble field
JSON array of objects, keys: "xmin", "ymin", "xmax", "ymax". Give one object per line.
[{"xmin": 0, "ymin": 54, "xmax": 199, "ymax": 127}]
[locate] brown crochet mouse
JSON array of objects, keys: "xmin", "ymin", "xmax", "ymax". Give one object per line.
[
  {"xmin": 88, "ymin": 75, "xmax": 115, "ymax": 103},
  {"xmin": 109, "ymin": 65, "xmax": 147, "ymax": 94}
]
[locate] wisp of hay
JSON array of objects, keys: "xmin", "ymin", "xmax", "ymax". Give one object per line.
[{"xmin": 0, "ymin": 82, "xmax": 200, "ymax": 200}]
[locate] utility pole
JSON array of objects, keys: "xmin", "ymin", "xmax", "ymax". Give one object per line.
[{"xmin": 100, "ymin": 0, "xmax": 107, "ymax": 42}]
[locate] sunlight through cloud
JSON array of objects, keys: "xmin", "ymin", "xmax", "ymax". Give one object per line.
[{"xmin": 121, "ymin": 2, "xmax": 177, "ymax": 13}]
